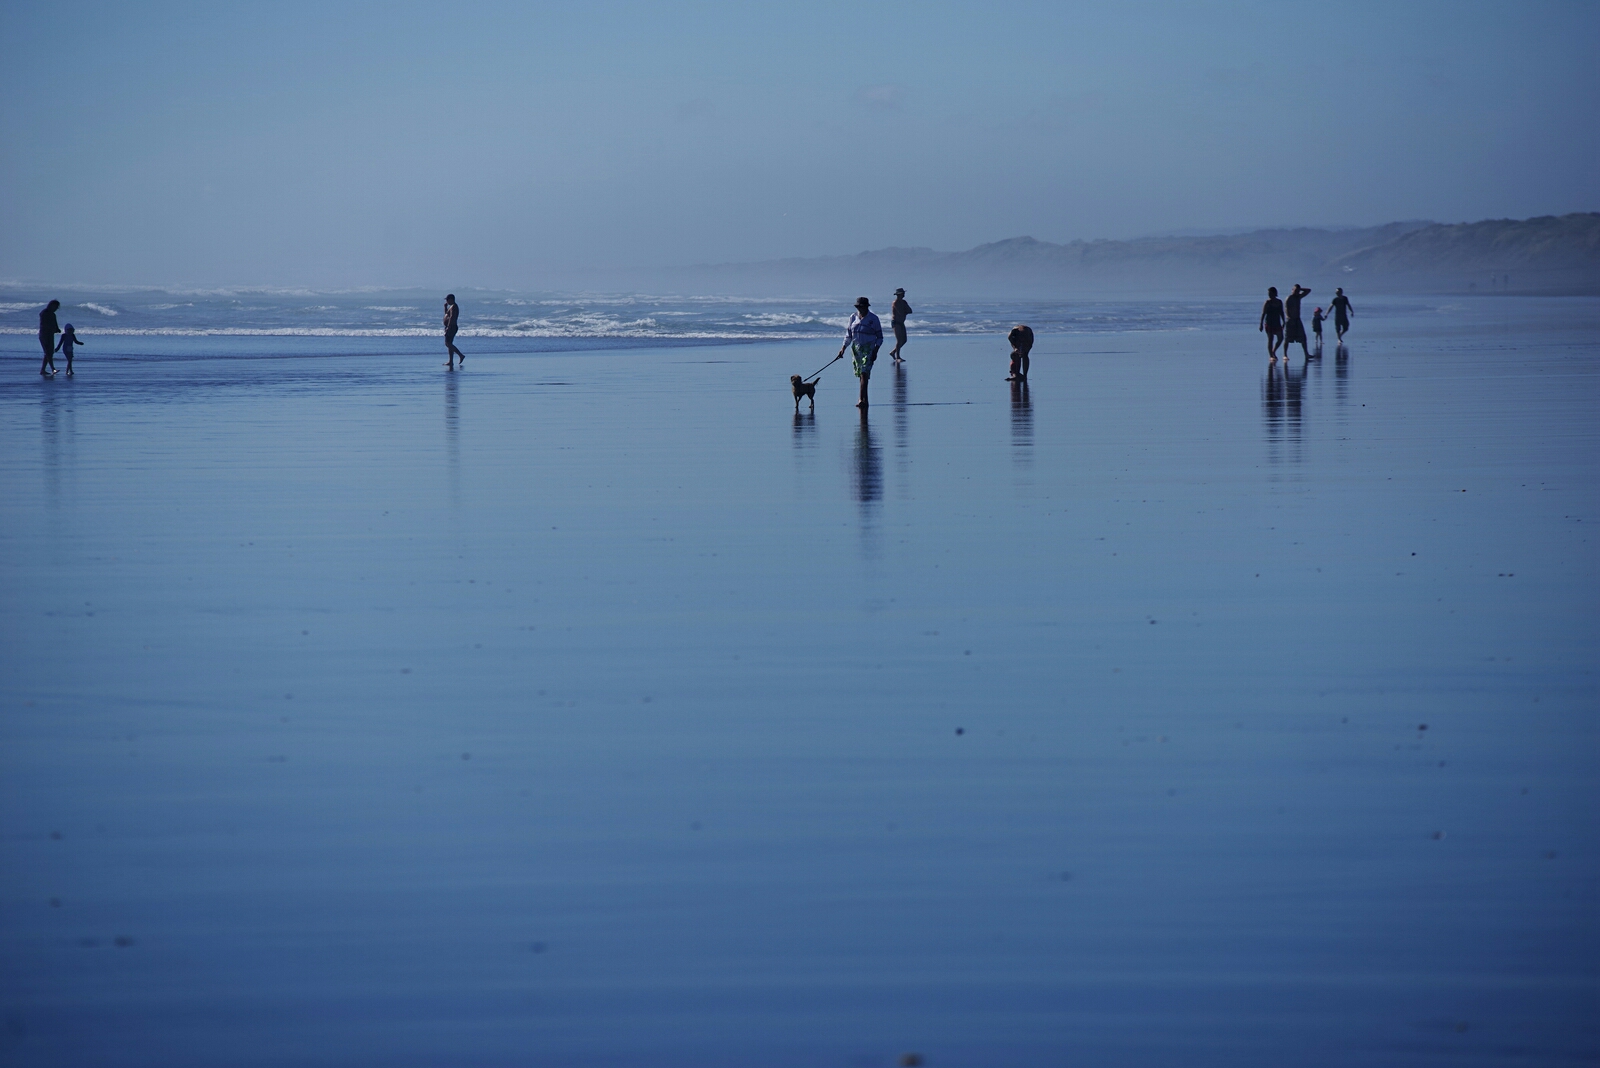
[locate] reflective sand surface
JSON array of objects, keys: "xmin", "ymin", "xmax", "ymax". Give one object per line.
[{"xmin": 1, "ymin": 298, "xmax": 1596, "ymax": 1066}]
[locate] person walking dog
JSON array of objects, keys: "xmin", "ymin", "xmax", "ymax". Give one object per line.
[{"xmin": 836, "ymin": 297, "xmax": 883, "ymax": 408}]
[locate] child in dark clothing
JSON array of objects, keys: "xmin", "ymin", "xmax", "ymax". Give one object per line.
[
  {"xmin": 1007, "ymin": 324, "xmax": 1034, "ymax": 381},
  {"xmin": 56, "ymin": 324, "xmax": 84, "ymax": 376}
]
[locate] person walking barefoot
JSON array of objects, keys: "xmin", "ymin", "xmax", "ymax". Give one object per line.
[
  {"xmin": 889, "ymin": 288, "xmax": 912, "ymax": 362},
  {"xmin": 1284, "ymin": 284, "xmax": 1312, "ymax": 361},
  {"xmin": 1259, "ymin": 287, "xmax": 1284, "ymax": 361},
  {"xmin": 56, "ymin": 323, "xmax": 84, "ymax": 376},
  {"xmin": 1329, "ymin": 287, "xmax": 1353, "ymax": 342},
  {"xmin": 837, "ymin": 296, "xmax": 883, "ymax": 408},
  {"xmin": 38, "ymin": 300, "xmax": 62, "ymax": 376},
  {"xmin": 443, "ymin": 294, "xmax": 465, "ymax": 368}
]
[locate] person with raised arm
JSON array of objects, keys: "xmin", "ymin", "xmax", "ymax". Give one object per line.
[
  {"xmin": 1284, "ymin": 284, "xmax": 1312, "ymax": 361},
  {"xmin": 56, "ymin": 323, "xmax": 85, "ymax": 376}
]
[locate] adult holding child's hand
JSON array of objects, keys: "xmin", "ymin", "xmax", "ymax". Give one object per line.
[{"xmin": 38, "ymin": 300, "xmax": 61, "ymax": 376}]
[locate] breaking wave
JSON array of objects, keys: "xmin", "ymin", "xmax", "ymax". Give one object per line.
[{"xmin": 0, "ymin": 287, "xmax": 1252, "ymax": 342}]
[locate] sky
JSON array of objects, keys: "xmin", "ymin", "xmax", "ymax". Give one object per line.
[{"xmin": 2, "ymin": 0, "xmax": 1596, "ymax": 289}]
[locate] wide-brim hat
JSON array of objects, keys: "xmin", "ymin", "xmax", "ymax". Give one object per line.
[
  {"xmin": 855, "ymin": 297, "xmax": 871, "ymax": 309},
  {"xmin": 894, "ymin": 288, "xmax": 905, "ymax": 295}
]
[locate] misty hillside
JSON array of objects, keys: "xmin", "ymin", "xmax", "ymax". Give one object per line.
[
  {"xmin": 1333, "ymin": 213, "xmax": 1600, "ymax": 278},
  {"xmin": 672, "ymin": 213, "xmax": 1600, "ymax": 298}
]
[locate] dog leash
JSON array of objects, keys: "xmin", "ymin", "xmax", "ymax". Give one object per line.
[{"xmin": 803, "ymin": 352, "xmax": 844, "ymax": 384}]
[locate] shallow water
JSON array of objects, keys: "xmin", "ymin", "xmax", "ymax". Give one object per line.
[{"xmin": 1, "ymin": 298, "xmax": 1596, "ymax": 1066}]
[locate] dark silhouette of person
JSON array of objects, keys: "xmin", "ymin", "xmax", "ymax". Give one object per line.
[
  {"xmin": 38, "ymin": 300, "xmax": 61, "ymax": 376},
  {"xmin": 56, "ymin": 324, "xmax": 84, "ymax": 376},
  {"xmin": 1311, "ymin": 306, "xmax": 1325, "ymax": 353},
  {"xmin": 1007, "ymin": 324, "xmax": 1034, "ymax": 381},
  {"xmin": 837, "ymin": 296, "xmax": 883, "ymax": 408},
  {"xmin": 889, "ymin": 288, "xmax": 912, "ymax": 362},
  {"xmin": 1284, "ymin": 284, "xmax": 1311, "ymax": 360},
  {"xmin": 1259, "ymin": 287, "xmax": 1284, "ymax": 361},
  {"xmin": 443, "ymin": 294, "xmax": 465, "ymax": 368},
  {"xmin": 1329, "ymin": 288, "xmax": 1353, "ymax": 341}
]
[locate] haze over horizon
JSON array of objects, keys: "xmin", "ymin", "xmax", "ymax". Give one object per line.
[{"xmin": 4, "ymin": 0, "xmax": 1596, "ymax": 290}]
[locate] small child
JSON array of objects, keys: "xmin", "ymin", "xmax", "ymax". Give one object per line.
[
  {"xmin": 1310, "ymin": 307, "xmax": 1325, "ymax": 356},
  {"xmin": 56, "ymin": 324, "xmax": 84, "ymax": 376}
]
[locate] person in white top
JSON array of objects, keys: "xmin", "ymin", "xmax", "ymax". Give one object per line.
[{"xmin": 835, "ymin": 296, "xmax": 883, "ymax": 408}]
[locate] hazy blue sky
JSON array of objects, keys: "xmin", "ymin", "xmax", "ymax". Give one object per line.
[{"xmin": 3, "ymin": 0, "xmax": 1596, "ymax": 288}]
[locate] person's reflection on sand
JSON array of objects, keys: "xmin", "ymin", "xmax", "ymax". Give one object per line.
[
  {"xmin": 1262, "ymin": 360, "xmax": 1304, "ymax": 465},
  {"xmin": 1335, "ymin": 342, "xmax": 1351, "ymax": 415},
  {"xmin": 851, "ymin": 410, "xmax": 883, "ymax": 558},
  {"xmin": 1010, "ymin": 378, "xmax": 1033, "ymax": 470},
  {"xmin": 852, "ymin": 410, "xmax": 882, "ymax": 503},
  {"xmin": 444, "ymin": 372, "xmax": 461, "ymax": 506},
  {"xmin": 40, "ymin": 387, "xmax": 74, "ymax": 514},
  {"xmin": 892, "ymin": 360, "xmax": 910, "ymax": 494}
]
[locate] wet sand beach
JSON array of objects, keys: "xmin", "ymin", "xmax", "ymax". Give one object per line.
[{"xmin": 1, "ymin": 297, "xmax": 1596, "ymax": 1066}]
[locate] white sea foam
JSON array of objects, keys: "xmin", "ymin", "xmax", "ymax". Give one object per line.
[
  {"xmin": 741, "ymin": 312, "xmax": 824, "ymax": 327},
  {"xmin": 0, "ymin": 325, "xmax": 827, "ymax": 339},
  {"xmin": 0, "ymin": 288, "xmax": 1253, "ymax": 342}
]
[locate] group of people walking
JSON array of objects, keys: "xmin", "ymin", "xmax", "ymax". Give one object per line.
[
  {"xmin": 28, "ymin": 285, "xmax": 1354, "ymax": 385},
  {"xmin": 1259, "ymin": 285, "xmax": 1353, "ymax": 361}
]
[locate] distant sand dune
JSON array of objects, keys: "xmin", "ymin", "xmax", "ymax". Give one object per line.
[{"xmin": 678, "ymin": 213, "xmax": 1600, "ymax": 297}]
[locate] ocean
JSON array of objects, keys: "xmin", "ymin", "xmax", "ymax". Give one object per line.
[
  {"xmin": 0, "ymin": 292, "xmax": 1595, "ymax": 1066},
  {"xmin": 2, "ymin": 287, "xmax": 1264, "ymax": 343}
]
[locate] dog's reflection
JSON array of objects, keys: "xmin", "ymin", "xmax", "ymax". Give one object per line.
[{"xmin": 792, "ymin": 409, "xmax": 816, "ymax": 447}]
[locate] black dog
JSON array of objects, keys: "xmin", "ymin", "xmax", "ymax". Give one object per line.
[{"xmin": 790, "ymin": 375, "xmax": 817, "ymax": 412}]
